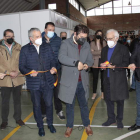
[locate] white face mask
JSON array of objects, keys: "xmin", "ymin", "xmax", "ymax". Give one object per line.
[
  {"xmin": 107, "ymin": 41, "xmax": 115, "ymax": 48},
  {"xmin": 35, "ymin": 38, "xmax": 42, "ymax": 45}
]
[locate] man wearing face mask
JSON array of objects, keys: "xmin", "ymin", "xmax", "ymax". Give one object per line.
[
  {"xmin": 60, "ymin": 32, "xmax": 67, "ymax": 40},
  {"xmin": 42, "ymin": 22, "xmax": 65, "ymax": 120},
  {"xmin": 19, "ymin": 28, "xmax": 57, "ymax": 136},
  {"xmin": 58, "ymin": 25, "xmax": 94, "ymax": 137},
  {"xmin": 0, "ymin": 29, "xmax": 25, "ymax": 130},
  {"xmin": 100, "ymin": 29, "xmax": 130, "ymax": 129}
]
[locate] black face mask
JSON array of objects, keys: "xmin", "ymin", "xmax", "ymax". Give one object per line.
[
  {"xmin": 62, "ymin": 37, "xmax": 66, "ymax": 40},
  {"xmin": 96, "ymin": 35, "xmax": 102, "ymax": 40},
  {"xmin": 76, "ymin": 37, "xmax": 86, "ymax": 45},
  {"xmin": 7, "ymin": 38, "xmax": 14, "ymax": 44}
]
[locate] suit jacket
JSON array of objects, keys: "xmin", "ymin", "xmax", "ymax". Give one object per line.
[
  {"xmin": 58, "ymin": 34, "xmax": 94, "ymax": 104},
  {"xmin": 19, "ymin": 42, "xmax": 56, "ymax": 90},
  {"xmin": 100, "ymin": 42, "xmax": 130, "ymax": 101}
]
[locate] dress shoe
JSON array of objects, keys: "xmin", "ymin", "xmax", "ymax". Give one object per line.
[
  {"xmin": 129, "ymin": 88, "xmax": 135, "ymax": 92},
  {"xmin": 1, "ymin": 122, "xmax": 8, "ymax": 130},
  {"xmin": 16, "ymin": 119, "xmax": 25, "ymax": 126},
  {"xmin": 128, "ymin": 124, "xmax": 140, "ymax": 131},
  {"xmin": 102, "ymin": 120, "xmax": 116, "ymax": 126},
  {"xmin": 38, "ymin": 128, "xmax": 45, "ymax": 137},
  {"xmin": 117, "ymin": 121, "xmax": 123, "ymax": 129},
  {"xmin": 85, "ymin": 125, "xmax": 93, "ymax": 136},
  {"xmin": 65, "ymin": 127, "xmax": 73, "ymax": 138},
  {"xmin": 57, "ymin": 111, "xmax": 65, "ymax": 120},
  {"xmin": 48, "ymin": 125, "xmax": 56, "ymax": 133}
]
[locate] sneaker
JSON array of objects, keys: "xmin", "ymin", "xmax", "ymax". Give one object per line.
[
  {"xmin": 117, "ymin": 121, "xmax": 123, "ymax": 129},
  {"xmin": 42, "ymin": 116, "xmax": 47, "ymax": 121},
  {"xmin": 57, "ymin": 111, "xmax": 65, "ymax": 120},
  {"xmin": 1, "ymin": 122, "xmax": 8, "ymax": 130},
  {"xmin": 16, "ymin": 119, "xmax": 25, "ymax": 126},
  {"xmin": 102, "ymin": 119, "xmax": 116, "ymax": 126}
]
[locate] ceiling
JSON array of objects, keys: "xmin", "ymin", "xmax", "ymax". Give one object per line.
[
  {"xmin": 79, "ymin": 0, "xmax": 112, "ymax": 11},
  {"xmin": 0, "ymin": 0, "xmax": 112, "ymax": 15},
  {"xmin": 0, "ymin": 0, "xmax": 39, "ymax": 15}
]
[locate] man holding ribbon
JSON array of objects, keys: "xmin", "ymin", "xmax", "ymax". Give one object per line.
[
  {"xmin": 100, "ymin": 29, "xmax": 130, "ymax": 129},
  {"xmin": 0, "ymin": 29, "xmax": 25, "ymax": 130},
  {"xmin": 58, "ymin": 25, "xmax": 93, "ymax": 137},
  {"xmin": 19, "ymin": 28, "xmax": 56, "ymax": 136}
]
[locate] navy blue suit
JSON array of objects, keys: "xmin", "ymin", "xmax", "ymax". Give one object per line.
[{"xmin": 19, "ymin": 42, "xmax": 56, "ymax": 128}]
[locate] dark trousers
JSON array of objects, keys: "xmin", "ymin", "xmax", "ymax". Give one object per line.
[
  {"xmin": 30, "ymin": 81, "xmax": 53, "ymax": 128},
  {"xmin": 41, "ymin": 69, "xmax": 62, "ymax": 115},
  {"xmin": 66, "ymin": 81, "xmax": 90, "ymax": 128},
  {"xmin": 105, "ymin": 78, "xmax": 124, "ymax": 122},
  {"xmin": 1, "ymin": 85, "xmax": 22, "ymax": 122},
  {"xmin": 92, "ymin": 68, "xmax": 104, "ymax": 93}
]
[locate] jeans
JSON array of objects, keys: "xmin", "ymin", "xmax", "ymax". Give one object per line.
[
  {"xmin": 136, "ymin": 80, "xmax": 140, "ymax": 126},
  {"xmin": 131, "ymin": 73, "xmax": 136, "ymax": 89},
  {"xmin": 66, "ymin": 81, "xmax": 90, "ymax": 128},
  {"xmin": 30, "ymin": 80, "xmax": 53, "ymax": 128}
]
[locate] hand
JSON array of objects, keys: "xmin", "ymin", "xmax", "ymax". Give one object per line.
[
  {"xmin": 78, "ymin": 61, "xmax": 84, "ymax": 71},
  {"xmin": 10, "ymin": 71, "xmax": 19, "ymax": 79},
  {"xmin": 100, "ymin": 63, "xmax": 107, "ymax": 70},
  {"xmin": 0, "ymin": 73, "xmax": 6, "ymax": 79},
  {"xmin": 31, "ymin": 70, "xmax": 38, "ymax": 77},
  {"xmin": 83, "ymin": 64, "xmax": 88, "ymax": 70},
  {"xmin": 107, "ymin": 63, "xmax": 115, "ymax": 69},
  {"xmin": 128, "ymin": 64, "xmax": 136, "ymax": 71},
  {"xmin": 50, "ymin": 67, "xmax": 57, "ymax": 74}
]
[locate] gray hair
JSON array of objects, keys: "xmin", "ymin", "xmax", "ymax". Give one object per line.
[
  {"xmin": 106, "ymin": 29, "xmax": 119, "ymax": 38},
  {"xmin": 28, "ymin": 28, "xmax": 40, "ymax": 37}
]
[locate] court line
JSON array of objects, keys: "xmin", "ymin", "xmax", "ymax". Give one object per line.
[
  {"xmin": 2, "ymin": 112, "xmax": 33, "ymax": 140},
  {"xmin": 81, "ymin": 96, "xmax": 102, "ymax": 140},
  {"xmin": 113, "ymin": 129, "xmax": 140, "ymax": 140},
  {"xmin": 25, "ymin": 122, "xmax": 131, "ymax": 128}
]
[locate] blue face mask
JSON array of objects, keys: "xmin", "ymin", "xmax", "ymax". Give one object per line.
[{"xmin": 47, "ymin": 31, "xmax": 54, "ymax": 38}]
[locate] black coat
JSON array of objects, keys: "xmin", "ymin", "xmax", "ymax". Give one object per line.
[
  {"xmin": 130, "ymin": 42, "xmax": 140, "ymax": 81},
  {"xmin": 101, "ymin": 43, "xmax": 130, "ymax": 101}
]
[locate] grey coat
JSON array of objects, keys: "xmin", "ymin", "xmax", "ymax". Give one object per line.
[{"xmin": 58, "ymin": 34, "xmax": 94, "ymax": 104}]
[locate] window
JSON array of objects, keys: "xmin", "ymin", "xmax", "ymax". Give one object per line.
[
  {"xmin": 69, "ymin": 0, "xmax": 79, "ymax": 11},
  {"xmin": 48, "ymin": 3, "xmax": 56, "ymax": 10},
  {"xmin": 87, "ymin": 0, "xmax": 140, "ymax": 16},
  {"xmin": 80, "ymin": 6, "xmax": 85, "ymax": 16},
  {"xmin": 87, "ymin": 9, "xmax": 95, "ymax": 16}
]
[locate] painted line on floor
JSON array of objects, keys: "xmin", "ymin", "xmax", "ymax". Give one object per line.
[
  {"xmin": 113, "ymin": 129, "xmax": 140, "ymax": 140},
  {"xmin": 81, "ymin": 96, "xmax": 102, "ymax": 140},
  {"xmin": 25, "ymin": 122, "xmax": 131, "ymax": 128},
  {"xmin": 2, "ymin": 112, "xmax": 33, "ymax": 140}
]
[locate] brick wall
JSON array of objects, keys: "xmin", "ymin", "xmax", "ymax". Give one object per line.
[
  {"xmin": 87, "ymin": 14, "xmax": 140, "ymax": 33},
  {"xmin": 32, "ymin": 0, "xmax": 87, "ymax": 25}
]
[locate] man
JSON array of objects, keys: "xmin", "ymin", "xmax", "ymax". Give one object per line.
[
  {"xmin": 128, "ymin": 39, "xmax": 140, "ymax": 131},
  {"xmin": 100, "ymin": 29, "xmax": 130, "ymax": 129},
  {"xmin": 0, "ymin": 29, "xmax": 25, "ymax": 130},
  {"xmin": 42, "ymin": 22, "xmax": 65, "ymax": 120},
  {"xmin": 19, "ymin": 28, "xmax": 56, "ymax": 136},
  {"xmin": 58, "ymin": 25, "xmax": 93, "ymax": 137},
  {"xmin": 60, "ymin": 32, "xmax": 67, "ymax": 40}
]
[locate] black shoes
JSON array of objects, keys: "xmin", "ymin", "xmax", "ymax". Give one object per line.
[
  {"xmin": 57, "ymin": 111, "xmax": 65, "ymax": 120},
  {"xmin": 129, "ymin": 88, "xmax": 135, "ymax": 92},
  {"xmin": 1, "ymin": 122, "xmax": 8, "ymax": 130},
  {"xmin": 48, "ymin": 125, "xmax": 56, "ymax": 133},
  {"xmin": 128, "ymin": 124, "xmax": 140, "ymax": 131},
  {"xmin": 102, "ymin": 120, "xmax": 116, "ymax": 126},
  {"xmin": 38, "ymin": 128, "xmax": 45, "ymax": 137},
  {"xmin": 117, "ymin": 121, "xmax": 123, "ymax": 129}
]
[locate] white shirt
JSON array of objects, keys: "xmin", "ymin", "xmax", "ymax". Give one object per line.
[
  {"xmin": 4, "ymin": 43, "xmax": 13, "ymax": 54},
  {"xmin": 33, "ymin": 44, "xmax": 40, "ymax": 54}
]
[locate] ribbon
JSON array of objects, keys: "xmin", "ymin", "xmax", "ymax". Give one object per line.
[{"xmin": 6, "ymin": 69, "xmax": 58, "ymax": 87}]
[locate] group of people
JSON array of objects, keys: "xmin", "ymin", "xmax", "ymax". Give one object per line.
[{"xmin": 0, "ymin": 22, "xmax": 140, "ymax": 138}]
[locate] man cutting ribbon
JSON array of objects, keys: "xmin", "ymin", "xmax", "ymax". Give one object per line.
[{"xmin": 19, "ymin": 28, "xmax": 57, "ymax": 137}]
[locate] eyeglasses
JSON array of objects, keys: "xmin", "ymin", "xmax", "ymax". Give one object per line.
[
  {"xmin": 5, "ymin": 36, "xmax": 14, "ymax": 38},
  {"xmin": 105, "ymin": 37, "xmax": 116, "ymax": 41}
]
